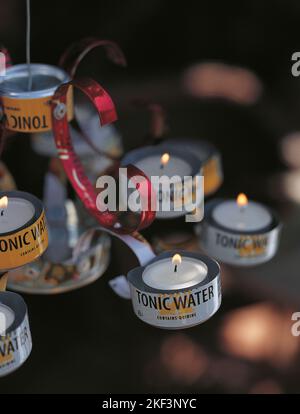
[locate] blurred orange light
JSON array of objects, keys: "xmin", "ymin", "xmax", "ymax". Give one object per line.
[
  {"xmin": 248, "ymin": 379, "xmax": 283, "ymax": 394},
  {"xmin": 220, "ymin": 303, "xmax": 299, "ymax": 368},
  {"xmin": 183, "ymin": 62, "xmax": 262, "ymax": 105},
  {"xmin": 280, "ymin": 170, "xmax": 300, "ymax": 204},
  {"xmin": 280, "ymin": 132, "xmax": 300, "ymax": 169},
  {"xmin": 160, "ymin": 334, "xmax": 208, "ymax": 385}
]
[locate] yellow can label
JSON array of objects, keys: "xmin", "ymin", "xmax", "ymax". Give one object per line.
[
  {"xmin": 203, "ymin": 155, "xmax": 223, "ymax": 196},
  {"xmin": 2, "ymin": 87, "xmax": 73, "ymax": 133},
  {"xmin": 238, "ymin": 235, "xmax": 267, "ymax": 257},
  {"xmin": 0, "ymin": 211, "xmax": 48, "ymax": 270}
]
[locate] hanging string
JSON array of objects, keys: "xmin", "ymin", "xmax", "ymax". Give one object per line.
[{"xmin": 26, "ymin": 0, "xmax": 32, "ymax": 90}]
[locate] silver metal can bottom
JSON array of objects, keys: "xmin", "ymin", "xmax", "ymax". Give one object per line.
[
  {"xmin": 132, "ymin": 300, "xmax": 222, "ymax": 330},
  {"xmin": 128, "ymin": 251, "xmax": 222, "ymax": 330},
  {"xmin": 0, "ymin": 293, "xmax": 32, "ymax": 377},
  {"xmin": 199, "ymin": 221, "xmax": 281, "ymax": 266}
]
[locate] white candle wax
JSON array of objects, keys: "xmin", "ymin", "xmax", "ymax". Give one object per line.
[
  {"xmin": 143, "ymin": 257, "xmax": 207, "ymax": 290},
  {"xmin": 135, "ymin": 155, "xmax": 192, "ymax": 178},
  {"xmin": 212, "ymin": 200, "xmax": 272, "ymax": 232},
  {"xmin": 0, "ymin": 304, "xmax": 15, "ymax": 336},
  {"xmin": 0, "ymin": 197, "xmax": 35, "ymax": 233}
]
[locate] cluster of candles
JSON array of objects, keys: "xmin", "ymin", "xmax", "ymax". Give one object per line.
[
  {"xmin": 0, "ymin": 191, "xmax": 48, "ymax": 376},
  {"xmin": 123, "ymin": 141, "xmax": 280, "ymax": 328},
  {"xmin": 0, "ymin": 144, "xmax": 279, "ymax": 334},
  {"xmin": 0, "ymin": 80, "xmax": 281, "ymax": 338},
  {"xmin": 0, "ymin": 18, "xmax": 282, "ymax": 376}
]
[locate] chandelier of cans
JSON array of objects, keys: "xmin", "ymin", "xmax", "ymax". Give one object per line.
[{"xmin": 0, "ymin": 0, "xmax": 281, "ymax": 376}]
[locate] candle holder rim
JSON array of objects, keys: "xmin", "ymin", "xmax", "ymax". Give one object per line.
[
  {"xmin": 158, "ymin": 137, "xmax": 221, "ymax": 163},
  {"xmin": 0, "ymin": 63, "xmax": 70, "ymax": 98},
  {"xmin": 0, "ymin": 190, "xmax": 44, "ymax": 238},
  {"xmin": 0, "ymin": 291, "xmax": 27, "ymax": 334},
  {"xmin": 121, "ymin": 145, "xmax": 203, "ymax": 177},
  {"xmin": 7, "ymin": 231, "xmax": 111, "ymax": 295},
  {"xmin": 204, "ymin": 197, "xmax": 281, "ymax": 235},
  {"xmin": 127, "ymin": 250, "xmax": 220, "ymax": 294}
]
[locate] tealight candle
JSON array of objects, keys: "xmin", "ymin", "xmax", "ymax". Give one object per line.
[
  {"xmin": 143, "ymin": 253, "xmax": 207, "ymax": 290},
  {"xmin": 0, "ymin": 195, "xmax": 35, "ymax": 233},
  {"xmin": 212, "ymin": 193, "xmax": 272, "ymax": 232},
  {"xmin": 158, "ymin": 138, "xmax": 223, "ymax": 196},
  {"xmin": 0, "ymin": 191, "xmax": 48, "ymax": 271},
  {"xmin": 0, "ymin": 303, "xmax": 15, "ymax": 336},
  {"xmin": 135, "ymin": 152, "xmax": 192, "ymax": 178},
  {"xmin": 121, "ymin": 147, "xmax": 203, "ymax": 219},
  {"xmin": 199, "ymin": 194, "xmax": 281, "ymax": 266},
  {"xmin": 0, "ymin": 191, "xmax": 48, "ymax": 377},
  {"xmin": 0, "ymin": 292, "xmax": 32, "ymax": 377},
  {"xmin": 127, "ymin": 251, "xmax": 221, "ymax": 329}
]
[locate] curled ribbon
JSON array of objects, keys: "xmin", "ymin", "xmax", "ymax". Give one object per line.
[
  {"xmin": 51, "ymin": 77, "xmax": 156, "ymax": 234},
  {"xmin": 59, "ymin": 37, "xmax": 127, "ymax": 163},
  {"xmin": 59, "ymin": 37, "xmax": 127, "ymax": 78},
  {"xmin": 0, "ymin": 41, "xmax": 156, "ymax": 285}
]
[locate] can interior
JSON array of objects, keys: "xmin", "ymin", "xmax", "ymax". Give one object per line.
[
  {"xmin": 3, "ymin": 73, "xmax": 60, "ymax": 92},
  {"xmin": 0, "ymin": 64, "xmax": 69, "ymax": 97}
]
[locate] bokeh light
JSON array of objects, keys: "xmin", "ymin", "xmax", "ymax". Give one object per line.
[
  {"xmin": 220, "ymin": 303, "xmax": 299, "ymax": 368},
  {"xmin": 280, "ymin": 131, "xmax": 300, "ymax": 169},
  {"xmin": 183, "ymin": 62, "xmax": 262, "ymax": 105},
  {"xmin": 160, "ymin": 334, "xmax": 209, "ymax": 385}
]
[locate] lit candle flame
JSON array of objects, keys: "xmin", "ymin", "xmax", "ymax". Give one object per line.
[
  {"xmin": 160, "ymin": 153, "xmax": 170, "ymax": 168},
  {"xmin": 172, "ymin": 253, "xmax": 182, "ymax": 272},
  {"xmin": 0, "ymin": 196, "xmax": 8, "ymax": 213},
  {"xmin": 237, "ymin": 193, "xmax": 248, "ymax": 208}
]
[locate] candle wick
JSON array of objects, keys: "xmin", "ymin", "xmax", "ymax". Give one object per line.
[
  {"xmin": 174, "ymin": 264, "xmax": 178, "ymax": 272},
  {"xmin": 1, "ymin": 210, "xmax": 4, "ymax": 217},
  {"xmin": 160, "ymin": 164, "xmax": 164, "ymax": 170}
]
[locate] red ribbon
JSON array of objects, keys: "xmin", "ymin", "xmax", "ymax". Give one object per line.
[
  {"xmin": 58, "ymin": 37, "xmax": 127, "ymax": 162},
  {"xmin": 51, "ymin": 77, "xmax": 156, "ymax": 234},
  {"xmin": 58, "ymin": 37, "xmax": 127, "ymax": 78}
]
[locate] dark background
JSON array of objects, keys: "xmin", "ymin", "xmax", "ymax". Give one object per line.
[{"xmin": 1, "ymin": 0, "xmax": 300, "ymax": 394}]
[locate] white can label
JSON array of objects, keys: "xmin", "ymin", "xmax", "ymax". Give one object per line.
[
  {"xmin": 0, "ymin": 315, "xmax": 32, "ymax": 377},
  {"xmin": 130, "ymin": 276, "xmax": 221, "ymax": 329},
  {"xmin": 201, "ymin": 223, "xmax": 280, "ymax": 265}
]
